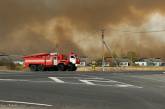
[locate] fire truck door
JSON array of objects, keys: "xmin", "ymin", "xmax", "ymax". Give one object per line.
[
  {"xmin": 53, "ymin": 57, "xmax": 58, "ymax": 65},
  {"xmin": 70, "ymin": 56, "xmax": 76, "ymax": 64}
]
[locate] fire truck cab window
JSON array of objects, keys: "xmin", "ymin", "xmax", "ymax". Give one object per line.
[{"xmin": 71, "ymin": 56, "xmax": 75, "ymax": 58}]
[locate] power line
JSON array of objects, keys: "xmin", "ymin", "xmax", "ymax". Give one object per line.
[
  {"xmin": 121, "ymin": 29, "xmax": 165, "ymax": 33},
  {"xmin": 109, "ymin": 27, "xmax": 165, "ymax": 33}
]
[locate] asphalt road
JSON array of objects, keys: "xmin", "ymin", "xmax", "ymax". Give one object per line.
[{"xmin": 0, "ymin": 71, "xmax": 165, "ymax": 109}]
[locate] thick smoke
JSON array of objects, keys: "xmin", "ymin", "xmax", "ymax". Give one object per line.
[{"xmin": 0, "ymin": 0, "xmax": 165, "ymax": 57}]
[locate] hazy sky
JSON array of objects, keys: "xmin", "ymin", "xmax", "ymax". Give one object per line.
[{"xmin": 0, "ymin": 0, "xmax": 165, "ymax": 57}]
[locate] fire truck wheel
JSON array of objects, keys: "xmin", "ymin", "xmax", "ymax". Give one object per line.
[
  {"xmin": 30, "ymin": 65, "xmax": 37, "ymax": 71},
  {"xmin": 67, "ymin": 63, "xmax": 76, "ymax": 71},
  {"xmin": 73, "ymin": 66, "xmax": 77, "ymax": 71},
  {"xmin": 37, "ymin": 65, "xmax": 44, "ymax": 71},
  {"xmin": 57, "ymin": 64, "xmax": 66, "ymax": 71},
  {"xmin": 53, "ymin": 66, "xmax": 58, "ymax": 71}
]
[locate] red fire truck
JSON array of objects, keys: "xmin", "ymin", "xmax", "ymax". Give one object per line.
[{"xmin": 23, "ymin": 52, "xmax": 80, "ymax": 71}]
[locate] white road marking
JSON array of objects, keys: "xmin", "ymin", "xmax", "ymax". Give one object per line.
[
  {"xmin": 48, "ymin": 77, "xmax": 65, "ymax": 83},
  {"xmin": 0, "ymin": 100, "xmax": 53, "ymax": 107},
  {"xmin": 87, "ymin": 80, "xmax": 118, "ymax": 83},
  {"xmin": 79, "ymin": 80, "xmax": 95, "ymax": 85},
  {"xmin": 0, "ymin": 79, "xmax": 30, "ymax": 82},
  {"xmin": 0, "ymin": 79, "xmax": 14, "ymax": 81},
  {"xmin": 0, "ymin": 77, "xmax": 142, "ymax": 88},
  {"xmin": 47, "ymin": 76, "xmax": 142, "ymax": 88},
  {"xmin": 162, "ymin": 72, "xmax": 165, "ymax": 74},
  {"xmin": 82, "ymin": 79, "xmax": 143, "ymax": 88},
  {"xmin": 0, "ymin": 79, "xmax": 60, "ymax": 83},
  {"xmin": 116, "ymin": 84, "xmax": 134, "ymax": 87}
]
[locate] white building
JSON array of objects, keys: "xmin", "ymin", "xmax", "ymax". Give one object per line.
[
  {"xmin": 135, "ymin": 62, "xmax": 148, "ymax": 66},
  {"xmin": 117, "ymin": 58, "xmax": 131, "ymax": 67},
  {"xmin": 152, "ymin": 62, "xmax": 162, "ymax": 66},
  {"xmin": 119, "ymin": 62, "xmax": 129, "ymax": 67},
  {"xmin": 135, "ymin": 58, "xmax": 163, "ymax": 67},
  {"xmin": 13, "ymin": 61, "xmax": 24, "ymax": 65},
  {"xmin": 79, "ymin": 61, "xmax": 86, "ymax": 67}
]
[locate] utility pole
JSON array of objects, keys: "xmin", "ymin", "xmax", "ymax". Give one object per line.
[
  {"xmin": 100, "ymin": 29, "xmax": 118, "ymax": 70},
  {"xmin": 101, "ymin": 29, "xmax": 105, "ymax": 72}
]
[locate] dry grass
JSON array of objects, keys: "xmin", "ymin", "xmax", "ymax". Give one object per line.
[
  {"xmin": 0, "ymin": 66, "xmax": 165, "ymax": 72},
  {"xmin": 77, "ymin": 66, "xmax": 165, "ymax": 72}
]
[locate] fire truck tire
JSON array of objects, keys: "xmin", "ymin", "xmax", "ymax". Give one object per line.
[
  {"xmin": 57, "ymin": 64, "xmax": 66, "ymax": 71},
  {"xmin": 67, "ymin": 63, "xmax": 76, "ymax": 71},
  {"xmin": 30, "ymin": 65, "xmax": 37, "ymax": 71},
  {"xmin": 37, "ymin": 65, "xmax": 44, "ymax": 71},
  {"xmin": 54, "ymin": 66, "xmax": 58, "ymax": 71},
  {"xmin": 73, "ymin": 66, "xmax": 77, "ymax": 71}
]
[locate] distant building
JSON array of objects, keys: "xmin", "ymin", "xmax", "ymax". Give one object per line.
[
  {"xmin": 116, "ymin": 58, "xmax": 131, "ymax": 67},
  {"xmin": 135, "ymin": 58, "xmax": 163, "ymax": 67},
  {"xmin": 79, "ymin": 61, "xmax": 86, "ymax": 67},
  {"xmin": 10, "ymin": 55, "xmax": 24, "ymax": 65},
  {"xmin": 13, "ymin": 60, "xmax": 24, "ymax": 65},
  {"xmin": 161, "ymin": 62, "xmax": 165, "ymax": 66},
  {"xmin": 119, "ymin": 62, "xmax": 129, "ymax": 67},
  {"xmin": 135, "ymin": 61, "xmax": 148, "ymax": 66},
  {"xmin": 103, "ymin": 62, "xmax": 110, "ymax": 67},
  {"xmin": 79, "ymin": 56, "xmax": 92, "ymax": 66},
  {"xmin": 161, "ymin": 59, "xmax": 165, "ymax": 66},
  {"xmin": 152, "ymin": 59, "xmax": 162, "ymax": 66}
]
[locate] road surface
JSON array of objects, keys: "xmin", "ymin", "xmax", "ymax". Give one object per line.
[{"xmin": 0, "ymin": 71, "xmax": 165, "ymax": 109}]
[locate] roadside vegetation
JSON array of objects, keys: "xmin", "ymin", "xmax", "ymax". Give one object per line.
[{"xmin": 0, "ymin": 59, "xmax": 23, "ymax": 71}]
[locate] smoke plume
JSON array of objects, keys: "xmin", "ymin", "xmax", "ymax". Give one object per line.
[{"xmin": 0, "ymin": 0, "xmax": 165, "ymax": 57}]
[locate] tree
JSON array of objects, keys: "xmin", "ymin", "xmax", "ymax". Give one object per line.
[{"xmin": 127, "ymin": 51, "xmax": 139, "ymax": 65}]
